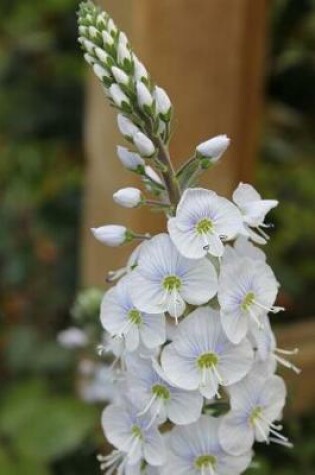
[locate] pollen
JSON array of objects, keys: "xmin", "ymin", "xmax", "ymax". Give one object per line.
[
  {"xmin": 195, "ymin": 454, "xmax": 217, "ymax": 469},
  {"xmin": 241, "ymin": 291, "xmax": 255, "ymax": 311},
  {"xmin": 196, "ymin": 218, "xmax": 214, "ymax": 234},
  {"xmin": 163, "ymin": 275, "xmax": 182, "ymax": 291},
  {"xmin": 152, "ymin": 384, "xmax": 170, "ymax": 400},
  {"xmin": 128, "ymin": 308, "xmax": 142, "ymax": 325},
  {"xmin": 197, "ymin": 352, "xmax": 219, "ymax": 368}
]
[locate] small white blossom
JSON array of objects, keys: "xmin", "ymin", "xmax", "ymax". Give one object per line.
[
  {"xmin": 117, "ymin": 115, "xmax": 140, "ymax": 139},
  {"xmin": 101, "ymin": 276, "xmax": 166, "ymax": 351},
  {"xmin": 109, "ymin": 84, "xmax": 130, "ymax": 108},
  {"xmin": 111, "ymin": 66, "xmax": 129, "ymax": 85},
  {"xmin": 196, "ymin": 135, "xmax": 230, "ymax": 162},
  {"xmin": 168, "ymin": 188, "xmax": 242, "ymax": 259},
  {"xmin": 154, "ymin": 86, "xmax": 172, "ymax": 119},
  {"xmin": 84, "ymin": 53, "xmax": 95, "ymax": 66},
  {"xmin": 144, "ymin": 166, "xmax": 163, "ymax": 186},
  {"xmin": 233, "ymin": 183, "xmax": 278, "ymax": 244},
  {"xmin": 129, "ymin": 234, "xmax": 218, "ymax": 322},
  {"xmin": 161, "ymin": 307, "xmax": 253, "ymax": 399},
  {"xmin": 91, "ymin": 224, "xmax": 128, "ymax": 246},
  {"xmin": 218, "ymin": 257, "xmax": 283, "ymax": 344},
  {"xmin": 117, "ymin": 146, "xmax": 145, "ymax": 171},
  {"xmin": 136, "ymin": 81, "xmax": 154, "ymax": 109},
  {"xmin": 113, "ymin": 187, "xmax": 143, "ymax": 208},
  {"xmin": 133, "ymin": 132, "xmax": 156, "ymax": 158},
  {"xmin": 118, "ymin": 41, "xmax": 132, "ymax": 65},
  {"xmin": 165, "ymin": 415, "xmax": 252, "ymax": 475},
  {"xmin": 219, "ymin": 372, "xmax": 290, "ymax": 455},
  {"xmin": 95, "ymin": 46, "xmax": 109, "ymax": 64},
  {"xmin": 102, "ymin": 398, "xmax": 166, "ymax": 468},
  {"xmin": 57, "ymin": 327, "xmax": 88, "ymax": 348},
  {"xmin": 102, "ymin": 30, "xmax": 114, "ymax": 46},
  {"xmin": 126, "ymin": 355, "xmax": 203, "ymax": 426}
]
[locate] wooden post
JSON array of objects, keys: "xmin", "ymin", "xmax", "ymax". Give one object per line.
[{"xmin": 81, "ymin": 0, "xmax": 267, "ymax": 286}]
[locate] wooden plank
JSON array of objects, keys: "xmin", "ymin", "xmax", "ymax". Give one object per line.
[{"xmin": 81, "ymin": 0, "xmax": 267, "ymax": 286}]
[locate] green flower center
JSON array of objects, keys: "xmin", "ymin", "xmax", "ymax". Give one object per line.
[
  {"xmin": 152, "ymin": 384, "xmax": 170, "ymax": 400},
  {"xmin": 249, "ymin": 406, "xmax": 262, "ymax": 426},
  {"xmin": 197, "ymin": 352, "xmax": 218, "ymax": 369},
  {"xmin": 195, "ymin": 454, "xmax": 217, "ymax": 469},
  {"xmin": 128, "ymin": 308, "xmax": 142, "ymax": 325},
  {"xmin": 241, "ymin": 291, "xmax": 255, "ymax": 311},
  {"xmin": 163, "ymin": 275, "xmax": 182, "ymax": 292},
  {"xmin": 131, "ymin": 425, "xmax": 143, "ymax": 440},
  {"xmin": 196, "ymin": 218, "xmax": 213, "ymax": 235}
]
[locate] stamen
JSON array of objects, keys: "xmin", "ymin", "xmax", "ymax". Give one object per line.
[
  {"xmin": 254, "ymin": 419, "xmax": 269, "ymax": 443},
  {"xmin": 275, "ymin": 347, "xmax": 299, "ymax": 356},
  {"xmin": 257, "ymin": 226, "xmax": 270, "ymax": 240},
  {"xmin": 268, "ymin": 437, "xmax": 293, "ymax": 449},
  {"xmin": 137, "ymin": 393, "xmax": 157, "ymax": 416},
  {"xmin": 248, "ymin": 307, "xmax": 264, "ymax": 329},
  {"xmin": 253, "ymin": 299, "xmax": 285, "ymax": 314},
  {"xmin": 274, "ymin": 354, "xmax": 301, "ymax": 374}
]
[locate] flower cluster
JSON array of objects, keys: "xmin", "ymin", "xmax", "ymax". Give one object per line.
[{"xmin": 77, "ymin": 3, "xmax": 299, "ymax": 474}]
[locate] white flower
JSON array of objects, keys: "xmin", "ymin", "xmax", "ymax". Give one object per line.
[
  {"xmin": 109, "ymin": 84, "xmax": 130, "ymax": 108},
  {"xmin": 83, "ymin": 53, "xmax": 95, "ymax": 66},
  {"xmin": 168, "ymin": 188, "xmax": 242, "ymax": 259},
  {"xmin": 219, "ymin": 372, "xmax": 290, "ymax": 455},
  {"xmin": 154, "ymin": 86, "xmax": 172, "ymax": 119},
  {"xmin": 218, "ymin": 257, "xmax": 283, "ymax": 344},
  {"xmin": 118, "ymin": 41, "xmax": 132, "ymax": 65},
  {"xmin": 129, "ymin": 234, "xmax": 218, "ymax": 322},
  {"xmin": 112, "ymin": 66, "xmax": 129, "ymax": 85},
  {"xmin": 133, "ymin": 132, "xmax": 156, "ymax": 158},
  {"xmin": 101, "ymin": 276, "xmax": 166, "ymax": 351},
  {"xmin": 165, "ymin": 415, "xmax": 252, "ymax": 475},
  {"xmin": 91, "ymin": 224, "xmax": 128, "ymax": 246},
  {"xmin": 233, "ymin": 183, "xmax": 278, "ymax": 244},
  {"xmin": 137, "ymin": 81, "xmax": 154, "ymax": 109},
  {"xmin": 161, "ymin": 307, "xmax": 253, "ymax": 399},
  {"xmin": 117, "ymin": 115, "xmax": 140, "ymax": 140},
  {"xmin": 95, "ymin": 46, "xmax": 109, "ymax": 64},
  {"xmin": 57, "ymin": 327, "xmax": 88, "ymax": 348},
  {"xmin": 113, "ymin": 187, "xmax": 142, "ymax": 208},
  {"xmin": 102, "ymin": 398, "xmax": 166, "ymax": 467},
  {"xmin": 93, "ymin": 63, "xmax": 110, "ymax": 81},
  {"xmin": 126, "ymin": 355, "xmax": 203, "ymax": 426},
  {"xmin": 196, "ymin": 135, "xmax": 230, "ymax": 162},
  {"xmin": 106, "ymin": 241, "xmax": 148, "ymax": 282},
  {"xmin": 144, "ymin": 166, "xmax": 163, "ymax": 186},
  {"xmin": 117, "ymin": 146, "xmax": 145, "ymax": 171}
]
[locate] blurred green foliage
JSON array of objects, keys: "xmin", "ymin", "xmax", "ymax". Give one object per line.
[
  {"xmin": 0, "ymin": 0, "xmax": 314, "ymax": 474},
  {"xmin": 259, "ymin": 0, "xmax": 315, "ymax": 319}
]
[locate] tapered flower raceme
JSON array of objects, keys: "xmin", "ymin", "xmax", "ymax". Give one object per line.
[
  {"xmin": 165, "ymin": 415, "xmax": 252, "ymax": 475},
  {"xmin": 91, "ymin": 224, "xmax": 130, "ymax": 246},
  {"xmin": 126, "ymin": 355, "xmax": 203, "ymax": 426},
  {"xmin": 161, "ymin": 307, "xmax": 253, "ymax": 399},
  {"xmin": 113, "ymin": 187, "xmax": 143, "ymax": 208},
  {"xmin": 168, "ymin": 188, "xmax": 242, "ymax": 259},
  {"xmin": 233, "ymin": 183, "xmax": 278, "ymax": 244},
  {"xmin": 129, "ymin": 234, "xmax": 218, "ymax": 322},
  {"xmin": 117, "ymin": 146, "xmax": 145, "ymax": 172},
  {"xmin": 102, "ymin": 398, "xmax": 166, "ymax": 469},
  {"xmin": 196, "ymin": 135, "xmax": 230, "ymax": 163},
  {"xmin": 101, "ymin": 276, "xmax": 166, "ymax": 352},
  {"xmin": 219, "ymin": 372, "xmax": 290, "ymax": 455},
  {"xmin": 218, "ymin": 256, "xmax": 283, "ymax": 344}
]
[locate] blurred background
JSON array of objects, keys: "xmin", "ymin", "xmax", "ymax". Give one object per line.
[{"xmin": 0, "ymin": 0, "xmax": 314, "ymax": 474}]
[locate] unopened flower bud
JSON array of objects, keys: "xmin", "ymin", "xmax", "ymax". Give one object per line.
[
  {"xmin": 145, "ymin": 166, "xmax": 163, "ymax": 186},
  {"xmin": 93, "ymin": 64, "xmax": 110, "ymax": 81},
  {"xmin": 88, "ymin": 26, "xmax": 99, "ymax": 39},
  {"xmin": 117, "ymin": 146, "xmax": 145, "ymax": 171},
  {"xmin": 117, "ymin": 41, "xmax": 132, "ymax": 65},
  {"xmin": 117, "ymin": 114, "xmax": 139, "ymax": 139},
  {"xmin": 133, "ymin": 55, "xmax": 148, "ymax": 81},
  {"xmin": 196, "ymin": 134, "xmax": 230, "ymax": 163},
  {"xmin": 111, "ymin": 66, "xmax": 129, "ymax": 85},
  {"xmin": 102, "ymin": 30, "xmax": 114, "ymax": 46},
  {"xmin": 109, "ymin": 84, "xmax": 130, "ymax": 109},
  {"xmin": 91, "ymin": 225, "xmax": 129, "ymax": 246},
  {"xmin": 95, "ymin": 47, "xmax": 109, "ymax": 64},
  {"xmin": 133, "ymin": 132, "xmax": 156, "ymax": 157},
  {"xmin": 107, "ymin": 18, "xmax": 117, "ymax": 35},
  {"xmin": 84, "ymin": 53, "xmax": 95, "ymax": 66},
  {"xmin": 154, "ymin": 86, "xmax": 172, "ymax": 122},
  {"xmin": 113, "ymin": 187, "xmax": 142, "ymax": 208},
  {"xmin": 136, "ymin": 81, "xmax": 153, "ymax": 110}
]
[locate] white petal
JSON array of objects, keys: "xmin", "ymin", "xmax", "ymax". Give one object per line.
[
  {"xmin": 218, "ymin": 338, "xmax": 253, "ymax": 386},
  {"xmin": 221, "ymin": 309, "xmax": 248, "ymax": 344},
  {"xmin": 180, "ymin": 258, "xmax": 218, "ymax": 305},
  {"xmin": 233, "ymin": 183, "xmax": 261, "ymax": 206},
  {"xmin": 219, "ymin": 412, "xmax": 254, "ymax": 455},
  {"xmin": 101, "ymin": 404, "xmax": 132, "ymax": 449},
  {"xmin": 168, "ymin": 218, "xmax": 206, "ymax": 259},
  {"xmin": 161, "ymin": 344, "xmax": 199, "ymax": 391},
  {"xmin": 143, "ymin": 430, "xmax": 166, "ymax": 466},
  {"xmin": 140, "ymin": 313, "xmax": 166, "ymax": 348},
  {"xmin": 168, "ymin": 390, "xmax": 203, "ymax": 425},
  {"xmin": 129, "ymin": 272, "xmax": 165, "ymax": 314}
]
